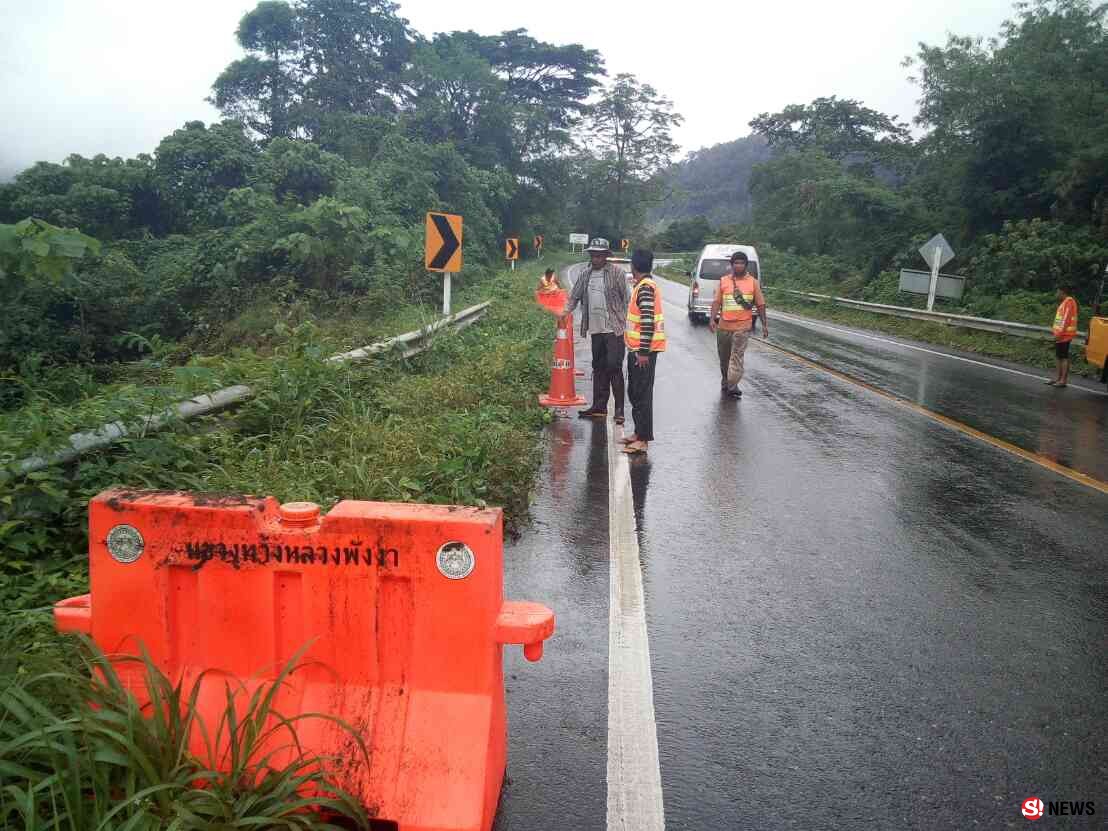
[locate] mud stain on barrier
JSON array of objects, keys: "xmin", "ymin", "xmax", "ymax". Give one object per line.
[
  {"xmin": 190, "ymin": 492, "xmax": 254, "ymax": 507},
  {"xmin": 104, "ymin": 489, "xmax": 258, "ymax": 511}
]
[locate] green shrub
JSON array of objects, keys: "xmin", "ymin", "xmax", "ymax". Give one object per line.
[{"xmin": 0, "ymin": 639, "xmax": 370, "ymax": 829}]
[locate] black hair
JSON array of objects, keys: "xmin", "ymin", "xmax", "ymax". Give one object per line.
[
  {"xmin": 631, "ymin": 249, "xmax": 654, "ymax": 274},
  {"xmin": 545, "ymin": 268, "xmax": 555, "ymax": 275},
  {"xmin": 730, "ymin": 251, "xmax": 748, "ymax": 263}
]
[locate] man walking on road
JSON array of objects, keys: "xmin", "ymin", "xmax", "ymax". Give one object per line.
[
  {"xmin": 565, "ymin": 237, "xmax": 630, "ymax": 422},
  {"xmin": 620, "ymin": 249, "xmax": 666, "ymax": 455},
  {"xmin": 1047, "ymin": 284, "xmax": 1079, "ymax": 387},
  {"xmin": 709, "ymin": 250, "xmax": 767, "ymax": 398}
]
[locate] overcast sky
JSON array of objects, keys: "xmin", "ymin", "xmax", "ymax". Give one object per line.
[{"xmin": 0, "ymin": 0, "xmax": 1017, "ymax": 179}]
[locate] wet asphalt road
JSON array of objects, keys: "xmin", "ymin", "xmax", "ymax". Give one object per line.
[
  {"xmin": 493, "ymin": 413, "xmax": 610, "ymax": 831},
  {"xmin": 495, "ymin": 269, "xmax": 1106, "ymax": 830},
  {"xmin": 763, "ymin": 304, "xmax": 1108, "ymax": 482}
]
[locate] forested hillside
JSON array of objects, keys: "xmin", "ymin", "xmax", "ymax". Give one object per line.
[{"xmin": 649, "ymin": 134, "xmax": 772, "ymax": 228}]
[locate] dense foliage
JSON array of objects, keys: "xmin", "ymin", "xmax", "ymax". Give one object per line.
[
  {"xmin": 652, "ymin": 0, "xmax": 1108, "ymax": 314},
  {"xmin": 0, "ymin": 0, "xmax": 683, "ymax": 383}
]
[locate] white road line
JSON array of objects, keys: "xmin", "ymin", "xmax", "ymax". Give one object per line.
[{"xmin": 606, "ymin": 418, "xmax": 665, "ymax": 831}]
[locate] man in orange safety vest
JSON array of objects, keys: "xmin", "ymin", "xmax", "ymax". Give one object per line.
[
  {"xmin": 620, "ymin": 249, "xmax": 666, "ymax": 455},
  {"xmin": 1046, "ymin": 284, "xmax": 1079, "ymax": 388},
  {"xmin": 709, "ymin": 250, "xmax": 767, "ymax": 398}
]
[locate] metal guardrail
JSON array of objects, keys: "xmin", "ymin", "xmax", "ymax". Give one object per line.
[
  {"xmin": 771, "ymin": 288, "xmax": 1088, "ymax": 344},
  {"xmin": 4, "ymin": 302, "xmax": 492, "ymax": 480}
]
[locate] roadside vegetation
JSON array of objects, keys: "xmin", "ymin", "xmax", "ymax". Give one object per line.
[
  {"xmin": 4, "ymin": 0, "xmax": 671, "ymax": 818},
  {"xmin": 653, "ymin": 253, "xmax": 693, "ymax": 286},
  {"xmin": 1, "ymin": 640, "xmax": 372, "ymax": 828},
  {"xmin": 1, "ymin": 261, "xmax": 560, "ymax": 635},
  {"xmin": 0, "ymin": 262, "xmax": 560, "ymax": 826},
  {"xmin": 645, "ymin": 0, "xmax": 1108, "ymax": 374}
]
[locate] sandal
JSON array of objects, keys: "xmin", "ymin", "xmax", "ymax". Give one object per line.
[
  {"xmin": 577, "ymin": 409, "xmax": 606, "ymax": 419},
  {"xmin": 620, "ymin": 441, "xmax": 647, "ymax": 454},
  {"xmin": 614, "ymin": 414, "xmax": 625, "ymax": 425}
]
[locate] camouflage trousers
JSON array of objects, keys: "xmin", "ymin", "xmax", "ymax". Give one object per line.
[{"xmin": 716, "ymin": 327, "xmax": 750, "ymax": 388}]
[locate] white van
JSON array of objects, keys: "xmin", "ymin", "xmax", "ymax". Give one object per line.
[{"xmin": 686, "ymin": 244, "xmax": 761, "ymax": 322}]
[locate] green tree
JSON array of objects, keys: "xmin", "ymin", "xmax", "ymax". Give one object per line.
[
  {"xmin": 651, "ymin": 135, "xmax": 773, "ymax": 227},
  {"xmin": 251, "ymin": 138, "xmax": 349, "ymax": 204},
  {"xmin": 296, "ymin": 0, "xmax": 414, "ymax": 129},
  {"xmin": 585, "ymin": 73, "xmax": 682, "ymax": 235},
  {"xmin": 749, "ymin": 149, "xmax": 920, "ymax": 271},
  {"xmin": 749, "ymin": 96, "xmax": 913, "ymax": 167},
  {"xmin": 907, "ymin": 0, "xmax": 1108, "ymax": 237},
  {"xmin": 154, "ymin": 121, "xmax": 260, "ymax": 232},
  {"xmin": 210, "ymin": 1, "xmax": 301, "ymax": 139},
  {"xmin": 0, "ymin": 156, "xmax": 163, "ymax": 239},
  {"xmin": 404, "ymin": 35, "xmax": 514, "ymax": 169},
  {"xmin": 459, "ymin": 29, "xmax": 604, "ymax": 165},
  {"xmin": 656, "ymin": 215, "xmax": 713, "ymax": 251}
]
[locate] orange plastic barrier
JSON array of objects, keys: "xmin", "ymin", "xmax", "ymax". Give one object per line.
[
  {"xmin": 55, "ymin": 489, "xmax": 555, "ymax": 831},
  {"xmin": 536, "ymin": 289, "xmax": 587, "ymax": 407}
]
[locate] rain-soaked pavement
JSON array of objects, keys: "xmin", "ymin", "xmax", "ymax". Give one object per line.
[
  {"xmin": 495, "ymin": 269, "xmax": 1106, "ymax": 830},
  {"xmin": 765, "ymin": 305, "xmax": 1108, "ymax": 482}
]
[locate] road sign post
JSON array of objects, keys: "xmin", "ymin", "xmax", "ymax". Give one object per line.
[
  {"xmin": 918, "ymin": 233, "xmax": 955, "ymax": 311},
  {"xmin": 926, "ymin": 247, "xmax": 941, "ymax": 311},
  {"xmin": 533, "ymin": 235, "xmax": 544, "ymax": 258},
  {"xmin": 426, "ymin": 212, "xmax": 463, "ymax": 316},
  {"xmin": 505, "ymin": 238, "xmax": 519, "ymax": 270}
]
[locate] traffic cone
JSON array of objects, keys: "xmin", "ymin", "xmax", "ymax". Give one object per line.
[{"xmin": 539, "ymin": 305, "xmax": 587, "ymax": 408}]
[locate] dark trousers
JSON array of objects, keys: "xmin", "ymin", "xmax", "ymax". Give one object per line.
[
  {"xmin": 590, "ymin": 333, "xmax": 625, "ymax": 414},
  {"xmin": 627, "ymin": 352, "xmax": 658, "ymax": 441}
]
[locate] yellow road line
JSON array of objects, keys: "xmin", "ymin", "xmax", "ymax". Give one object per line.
[{"xmin": 755, "ymin": 339, "xmax": 1108, "ymax": 496}]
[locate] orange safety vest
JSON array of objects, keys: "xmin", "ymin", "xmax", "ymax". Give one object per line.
[
  {"xmin": 624, "ymin": 278, "xmax": 667, "ymax": 352},
  {"xmin": 720, "ymin": 275, "xmax": 758, "ymax": 322},
  {"xmin": 1052, "ymin": 296, "xmax": 1078, "ymax": 342}
]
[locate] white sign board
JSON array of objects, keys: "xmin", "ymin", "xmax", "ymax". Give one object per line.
[
  {"xmin": 919, "ymin": 233, "xmax": 955, "ymax": 269},
  {"xmin": 899, "ymin": 268, "xmax": 965, "ymax": 300},
  {"xmin": 569, "ymin": 233, "xmax": 588, "ymax": 245}
]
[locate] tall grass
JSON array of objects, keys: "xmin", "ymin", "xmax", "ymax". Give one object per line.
[
  {"xmin": 0, "ymin": 636, "xmax": 370, "ymax": 829},
  {"xmin": 0, "ymin": 262, "xmax": 560, "ymax": 824}
]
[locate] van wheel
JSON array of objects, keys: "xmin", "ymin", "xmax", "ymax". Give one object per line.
[{"xmin": 688, "ymin": 310, "xmax": 697, "ymax": 323}]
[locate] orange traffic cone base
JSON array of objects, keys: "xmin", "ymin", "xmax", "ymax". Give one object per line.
[{"xmin": 539, "ymin": 392, "xmax": 586, "ymax": 407}]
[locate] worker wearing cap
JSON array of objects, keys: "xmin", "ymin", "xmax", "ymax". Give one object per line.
[
  {"xmin": 565, "ymin": 237, "xmax": 630, "ymax": 422},
  {"xmin": 709, "ymin": 250, "xmax": 767, "ymax": 398}
]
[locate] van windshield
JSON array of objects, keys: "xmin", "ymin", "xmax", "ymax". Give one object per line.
[
  {"xmin": 699, "ymin": 258, "xmax": 759, "ymax": 279},
  {"xmin": 697, "ymin": 260, "xmax": 730, "ymax": 279}
]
